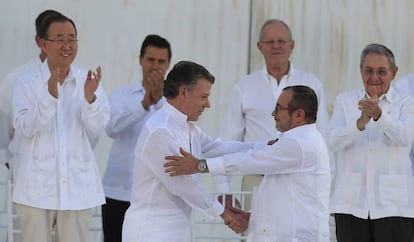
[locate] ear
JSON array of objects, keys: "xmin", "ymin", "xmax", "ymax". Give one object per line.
[
  {"xmin": 139, "ymin": 55, "xmax": 143, "ymax": 66},
  {"xmin": 256, "ymin": 41, "xmax": 262, "ymax": 50},
  {"xmin": 39, "ymin": 38, "xmax": 48, "ymax": 53},
  {"xmin": 295, "ymin": 108, "xmax": 305, "ymax": 120},
  {"xmin": 391, "ymin": 66, "xmax": 398, "ymax": 80},
  {"xmin": 178, "ymin": 85, "xmax": 187, "ymax": 97},
  {"xmin": 35, "ymin": 36, "xmax": 42, "ymax": 48},
  {"xmin": 290, "ymin": 39, "xmax": 295, "ymax": 50}
]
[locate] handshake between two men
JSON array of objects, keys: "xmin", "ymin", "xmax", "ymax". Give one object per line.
[{"xmin": 218, "ymin": 195, "xmax": 250, "ymax": 234}]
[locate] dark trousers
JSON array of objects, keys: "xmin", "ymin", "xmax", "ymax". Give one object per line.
[
  {"xmin": 335, "ymin": 213, "xmax": 414, "ymax": 242},
  {"xmin": 101, "ymin": 197, "xmax": 130, "ymax": 242}
]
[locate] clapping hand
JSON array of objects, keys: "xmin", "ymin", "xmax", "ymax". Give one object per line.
[
  {"xmin": 142, "ymin": 70, "xmax": 165, "ymax": 108},
  {"xmin": 84, "ymin": 66, "xmax": 101, "ymax": 103},
  {"xmin": 357, "ymin": 88, "xmax": 382, "ymax": 130},
  {"xmin": 358, "ymin": 89, "xmax": 381, "ymax": 120},
  {"xmin": 147, "ymin": 70, "xmax": 164, "ymax": 103}
]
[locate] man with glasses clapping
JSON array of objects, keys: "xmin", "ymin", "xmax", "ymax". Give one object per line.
[
  {"xmin": 10, "ymin": 12, "xmax": 109, "ymax": 242},
  {"xmin": 328, "ymin": 43, "xmax": 414, "ymax": 242}
]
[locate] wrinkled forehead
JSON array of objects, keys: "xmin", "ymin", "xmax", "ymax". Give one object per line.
[
  {"xmin": 262, "ymin": 22, "xmax": 290, "ymax": 39},
  {"xmin": 361, "ymin": 53, "xmax": 391, "ymax": 69}
]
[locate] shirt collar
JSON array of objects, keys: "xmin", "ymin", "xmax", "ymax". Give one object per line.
[
  {"xmin": 363, "ymin": 85, "xmax": 396, "ymax": 103},
  {"xmin": 262, "ymin": 62, "xmax": 295, "ymax": 83},
  {"xmin": 279, "ymin": 123, "xmax": 316, "ymax": 139},
  {"xmin": 132, "ymin": 81, "xmax": 145, "ymax": 93},
  {"xmin": 164, "ymin": 101, "xmax": 189, "ymax": 124}
]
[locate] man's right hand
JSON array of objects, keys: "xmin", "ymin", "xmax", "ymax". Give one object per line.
[
  {"xmin": 48, "ymin": 67, "xmax": 60, "ymax": 98},
  {"xmin": 164, "ymin": 148, "xmax": 199, "ymax": 176},
  {"xmin": 148, "ymin": 70, "xmax": 164, "ymax": 103},
  {"xmin": 142, "ymin": 70, "xmax": 165, "ymax": 107},
  {"xmin": 220, "ymin": 208, "xmax": 248, "ymax": 234},
  {"xmin": 229, "ymin": 206, "xmax": 251, "ymax": 222}
]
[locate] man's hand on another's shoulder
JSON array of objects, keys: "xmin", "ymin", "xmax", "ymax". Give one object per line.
[{"xmin": 164, "ymin": 148, "xmax": 199, "ymax": 175}]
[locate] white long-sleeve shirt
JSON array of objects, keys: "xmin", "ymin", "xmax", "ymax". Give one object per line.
[
  {"xmin": 122, "ymin": 102, "xmax": 259, "ymax": 242},
  {"xmin": 0, "ymin": 58, "xmax": 42, "ymax": 164},
  {"xmin": 11, "ymin": 60, "xmax": 109, "ymax": 210},
  {"xmin": 395, "ymin": 73, "xmax": 414, "ymax": 175},
  {"xmin": 207, "ymin": 124, "xmax": 331, "ymax": 242},
  {"xmin": 395, "ymin": 73, "xmax": 414, "ymax": 94},
  {"xmin": 103, "ymin": 83, "xmax": 165, "ymax": 201},
  {"xmin": 220, "ymin": 64, "xmax": 329, "ymax": 142},
  {"xmin": 218, "ymin": 64, "xmax": 330, "ymax": 192},
  {"xmin": 328, "ymin": 86, "xmax": 414, "ymax": 219}
]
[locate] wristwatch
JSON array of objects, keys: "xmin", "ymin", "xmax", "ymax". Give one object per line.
[{"xmin": 198, "ymin": 159, "xmax": 207, "ymax": 173}]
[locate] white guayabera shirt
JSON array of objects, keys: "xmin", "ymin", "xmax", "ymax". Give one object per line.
[
  {"xmin": 328, "ymin": 87, "xmax": 414, "ymax": 219},
  {"xmin": 0, "ymin": 57, "xmax": 42, "ymax": 164},
  {"xmin": 208, "ymin": 124, "xmax": 331, "ymax": 242},
  {"xmin": 11, "ymin": 60, "xmax": 109, "ymax": 210},
  {"xmin": 395, "ymin": 74, "xmax": 414, "ymax": 175}
]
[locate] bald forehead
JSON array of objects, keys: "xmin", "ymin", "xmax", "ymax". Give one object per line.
[{"xmin": 261, "ymin": 22, "xmax": 291, "ymax": 40}]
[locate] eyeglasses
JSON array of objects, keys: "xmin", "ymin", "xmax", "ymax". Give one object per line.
[
  {"xmin": 274, "ymin": 103, "xmax": 291, "ymax": 113},
  {"xmin": 361, "ymin": 68, "xmax": 390, "ymax": 77},
  {"xmin": 44, "ymin": 38, "xmax": 78, "ymax": 47},
  {"xmin": 260, "ymin": 39, "xmax": 291, "ymax": 46}
]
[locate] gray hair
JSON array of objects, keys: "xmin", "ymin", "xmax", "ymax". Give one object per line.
[
  {"xmin": 360, "ymin": 43, "xmax": 396, "ymax": 68},
  {"xmin": 259, "ymin": 19, "xmax": 292, "ymax": 41}
]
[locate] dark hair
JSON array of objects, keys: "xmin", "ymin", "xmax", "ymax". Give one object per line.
[
  {"xmin": 35, "ymin": 10, "xmax": 63, "ymax": 37},
  {"xmin": 38, "ymin": 13, "xmax": 77, "ymax": 39},
  {"xmin": 140, "ymin": 34, "xmax": 172, "ymax": 61},
  {"xmin": 164, "ymin": 61, "xmax": 215, "ymax": 98},
  {"xmin": 283, "ymin": 85, "xmax": 318, "ymax": 123},
  {"xmin": 360, "ymin": 43, "xmax": 396, "ymax": 68}
]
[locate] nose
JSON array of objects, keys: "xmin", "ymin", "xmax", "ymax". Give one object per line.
[
  {"xmin": 61, "ymin": 42, "xmax": 74, "ymax": 50},
  {"xmin": 205, "ymin": 99, "xmax": 211, "ymax": 108},
  {"xmin": 370, "ymin": 72, "xmax": 379, "ymax": 78}
]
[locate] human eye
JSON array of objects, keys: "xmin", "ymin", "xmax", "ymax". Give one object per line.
[
  {"xmin": 201, "ymin": 94, "xmax": 209, "ymax": 100},
  {"xmin": 56, "ymin": 39, "xmax": 65, "ymax": 44},
  {"xmin": 277, "ymin": 39, "xmax": 288, "ymax": 44},
  {"xmin": 146, "ymin": 57, "xmax": 155, "ymax": 63},
  {"xmin": 262, "ymin": 40, "xmax": 275, "ymax": 45},
  {"xmin": 275, "ymin": 104, "xmax": 280, "ymax": 112},
  {"xmin": 378, "ymin": 69, "xmax": 388, "ymax": 76},
  {"xmin": 363, "ymin": 69, "xmax": 373, "ymax": 75}
]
